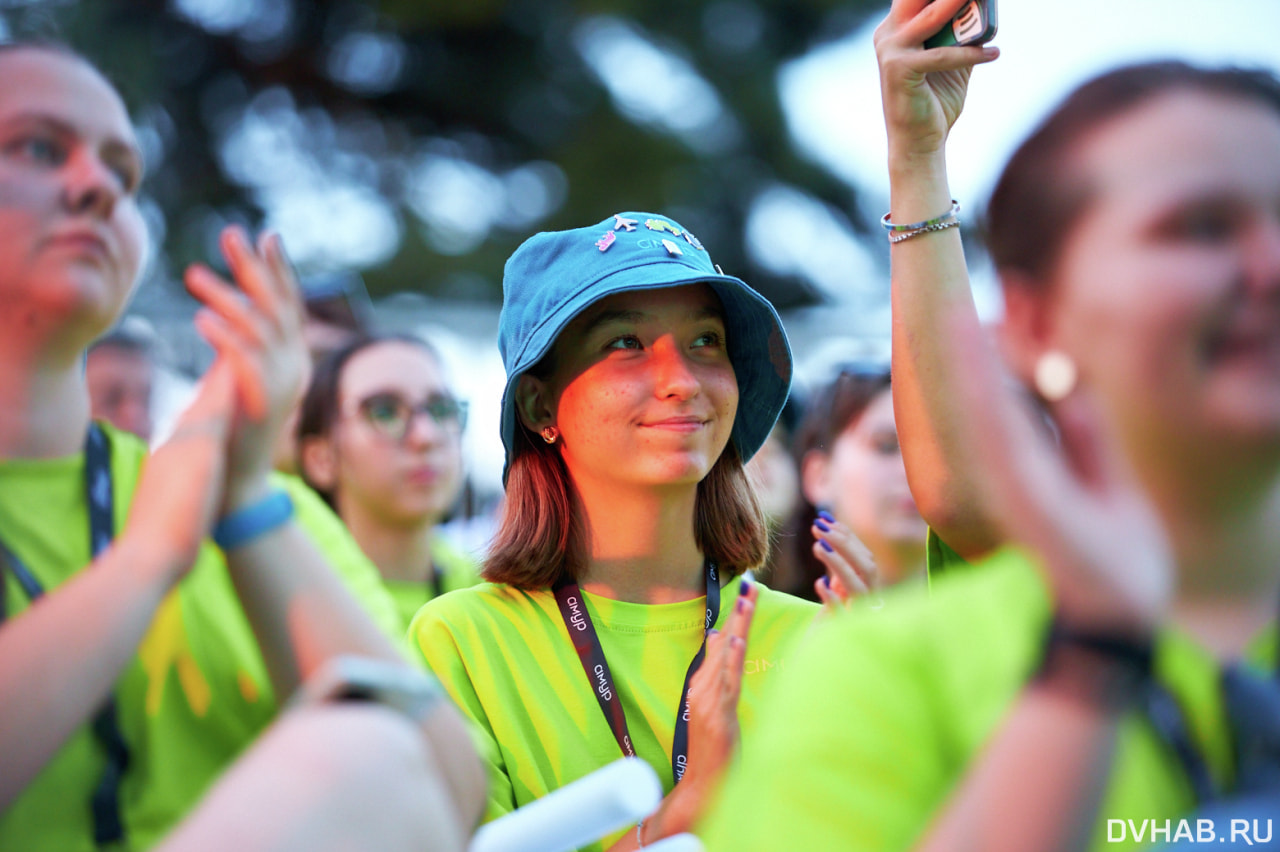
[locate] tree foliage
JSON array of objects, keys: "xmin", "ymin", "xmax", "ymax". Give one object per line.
[{"xmin": 4, "ymin": 0, "xmax": 882, "ymax": 309}]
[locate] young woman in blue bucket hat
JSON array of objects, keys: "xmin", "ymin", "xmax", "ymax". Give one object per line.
[{"xmin": 410, "ymin": 212, "xmax": 866, "ymax": 849}]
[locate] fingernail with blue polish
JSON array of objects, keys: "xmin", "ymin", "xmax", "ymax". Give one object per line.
[
  {"xmin": 818, "ymin": 510, "xmax": 835, "ymax": 524},
  {"xmin": 739, "ymin": 576, "xmax": 752, "ymax": 596},
  {"xmin": 819, "ymin": 539, "xmax": 834, "ymax": 553},
  {"xmin": 821, "ymin": 575, "xmax": 832, "ymax": 589},
  {"xmin": 815, "ymin": 520, "xmax": 831, "ymax": 533}
]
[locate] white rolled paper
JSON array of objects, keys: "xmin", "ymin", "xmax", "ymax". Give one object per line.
[
  {"xmin": 644, "ymin": 833, "xmax": 705, "ymax": 852},
  {"xmin": 468, "ymin": 757, "xmax": 662, "ymax": 852}
]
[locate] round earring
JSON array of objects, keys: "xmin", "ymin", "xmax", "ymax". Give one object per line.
[
  {"xmin": 540, "ymin": 426, "xmax": 559, "ymax": 445},
  {"xmin": 1034, "ymin": 350, "xmax": 1078, "ymax": 402}
]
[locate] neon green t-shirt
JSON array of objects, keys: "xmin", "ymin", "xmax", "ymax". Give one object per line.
[
  {"xmin": 0, "ymin": 424, "xmax": 402, "ymax": 851},
  {"xmin": 700, "ymin": 547, "xmax": 1278, "ymax": 852},
  {"xmin": 383, "ymin": 536, "xmax": 481, "ymax": 630},
  {"xmin": 410, "ymin": 578, "xmax": 818, "ymax": 851}
]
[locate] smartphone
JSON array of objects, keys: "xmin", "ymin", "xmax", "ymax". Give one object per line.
[{"xmin": 924, "ymin": 0, "xmax": 997, "ymax": 48}]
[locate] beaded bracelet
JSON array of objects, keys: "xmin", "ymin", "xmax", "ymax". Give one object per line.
[
  {"xmin": 887, "ymin": 218, "xmax": 961, "ymax": 244},
  {"xmin": 880, "ymin": 200, "xmax": 961, "ymax": 232}
]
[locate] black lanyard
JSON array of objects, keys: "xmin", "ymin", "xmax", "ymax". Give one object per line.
[
  {"xmin": 0, "ymin": 423, "xmax": 130, "ymax": 847},
  {"xmin": 427, "ymin": 563, "xmax": 443, "ymax": 601},
  {"xmin": 553, "ymin": 561, "xmax": 721, "ymax": 783}
]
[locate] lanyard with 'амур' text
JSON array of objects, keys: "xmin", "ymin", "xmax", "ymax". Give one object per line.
[
  {"xmin": 0, "ymin": 423, "xmax": 130, "ymax": 848},
  {"xmin": 553, "ymin": 560, "xmax": 720, "ymax": 784}
]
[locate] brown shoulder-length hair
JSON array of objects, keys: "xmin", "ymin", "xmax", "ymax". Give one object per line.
[{"xmin": 484, "ymin": 380, "xmax": 770, "ymax": 590}]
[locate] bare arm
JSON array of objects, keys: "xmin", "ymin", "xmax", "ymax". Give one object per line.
[
  {"xmin": 876, "ymin": 0, "xmax": 1003, "ymax": 558},
  {"xmin": 185, "ymin": 227, "xmax": 485, "ymax": 825},
  {"xmin": 0, "ymin": 364, "xmax": 237, "ymax": 811},
  {"xmin": 877, "ymin": 4, "xmax": 1173, "ymax": 847},
  {"xmin": 157, "ymin": 703, "xmax": 469, "ymax": 852},
  {"xmin": 185, "ymin": 228, "xmax": 404, "ymax": 695}
]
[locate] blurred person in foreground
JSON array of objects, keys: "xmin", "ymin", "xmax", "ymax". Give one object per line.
[
  {"xmin": 85, "ymin": 320, "xmax": 156, "ymax": 443},
  {"xmin": 0, "ymin": 42, "xmax": 482, "ymax": 849},
  {"xmin": 297, "ymin": 335, "xmax": 481, "ymax": 630},
  {"xmin": 786, "ymin": 363, "xmax": 927, "ymax": 604},
  {"xmin": 701, "ymin": 0, "xmax": 1280, "ymax": 849},
  {"xmin": 411, "ymin": 212, "xmax": 832, "ymax": 851}
]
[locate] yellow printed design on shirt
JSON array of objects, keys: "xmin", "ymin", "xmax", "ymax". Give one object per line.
[{"xmin": 138, "ymin": 591, "xmax": 213, "ymax": 717}]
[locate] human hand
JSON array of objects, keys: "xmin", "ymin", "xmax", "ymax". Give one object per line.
[
  {"xmin": 120, "ymin": 360, "xmax": 237, "ymax": 584},
  {"xmin": 810, "ymin": 511, "xmax": 881, "ymax": 613},
  {"xmin": 184, "ymin": 227, "xmax": 309, "ymax": 511},
  {"xmin": 948, "ymin": 320, "xmax": 1173, "ymax": 634},
  {"xmin": 874, "ymin": 0, "xmax": 999, "ymax": 162},
  {"xmin": 646, "ymin": 578, "xmax": 758, "ymax": 842}
]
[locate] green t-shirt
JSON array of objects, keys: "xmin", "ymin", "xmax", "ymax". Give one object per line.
[
  {"xmin": 383, "ymin": 536, "xmax": 481, "ymax": 630},
  {"xmin": 0, "ymin": 424, "xmax": 402, "ymax": 851},
  {"xmin": 410, "ymin": 578, "xmax": 818, "ymax": 851},
  {"xmin": 700, "ymin": 548, "xmax": 1278, "ymax": 852}
]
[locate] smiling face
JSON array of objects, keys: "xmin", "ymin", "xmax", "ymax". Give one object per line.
[
  {"xmin": 530, "ymin": 284, "xmax": 739, "ymax": 491},
  {"xmin": 1026, "ymin": 90, "xmax": 1280, "ymax": 472},
  {"xmin": 312, "ymin": 340, "xmax": 466, "ymax": 528},
  {"xmin": 0, "ymin": 48, "xmax": 146, "ymax": 347}
]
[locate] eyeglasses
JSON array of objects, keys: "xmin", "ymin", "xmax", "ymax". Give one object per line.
[{"xmin": 353, "ymin": 392, "xmax": 468, "ymax": 441}]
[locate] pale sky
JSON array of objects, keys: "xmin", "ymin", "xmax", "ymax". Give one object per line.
[{"xmin": 781, "ymin": 0, "xmax": 1280, "ymax": 211}]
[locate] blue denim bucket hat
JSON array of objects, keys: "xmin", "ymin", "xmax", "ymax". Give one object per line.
[{"xmin": 497, "ymin": 211, "xmax": 792, "ymax": 482}]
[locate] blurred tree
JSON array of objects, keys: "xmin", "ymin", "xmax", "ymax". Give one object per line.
[{"xmin": 2, "ymin": 0, "xmax": 882, "ymax": 310}]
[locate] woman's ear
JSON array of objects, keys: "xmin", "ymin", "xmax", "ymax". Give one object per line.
[
  {"xmin": 998, "ymin": 271, "xmax": 1060, "ymax": 385},
  {"xmin": 299, "ymin": 435, "xmax": 338, "ymax": 491},
  {"xmin": 799, "ymin": 449, "xmax": 832, "ymax": 508},
  {"xmin": 514, "ymin": 374, "xmax": 555, "ymax": 434}
]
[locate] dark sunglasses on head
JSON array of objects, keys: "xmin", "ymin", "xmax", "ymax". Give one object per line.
[{"xmin": 355, "ymin": 392, "xmax": 468, "ymax": 441}]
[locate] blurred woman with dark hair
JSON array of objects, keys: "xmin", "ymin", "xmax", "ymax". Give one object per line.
[{"xmin": 783, "ymin": 364, "xmax": 926, "ymax": 602}]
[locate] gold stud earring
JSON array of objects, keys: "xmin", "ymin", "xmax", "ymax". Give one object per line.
[{"xmin": 541, "ymin": 426, "xmax": 559, "ymax": 445}]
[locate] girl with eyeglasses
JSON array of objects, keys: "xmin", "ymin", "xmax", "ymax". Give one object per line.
[{"xmin": 298, "ymin": 335, "xmax": 481, "ymax": 629}]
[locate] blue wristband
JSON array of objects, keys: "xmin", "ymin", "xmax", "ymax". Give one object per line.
[{"xmin": 212, "ymin": 490, "xmax": 294, "ymax": 551}]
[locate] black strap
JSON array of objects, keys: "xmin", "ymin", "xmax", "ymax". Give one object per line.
[
  {"xmin": 553, "ymin": 561, "xmax": 721, "ymax": 782},
  {"xmin": 1145, "ymin": 682, "xmax": 1218, "ymax": 804},
  {"xmin": 1142, "ymin": 610, "xmax": 1280, "ymax": 808},
  {"xmin": 0, "ymin": 423, "xmax": 130, "ymax": 847},
  {"xmin": 427, "ymin": 563, "xmax": 443, "ymax": 601}
]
